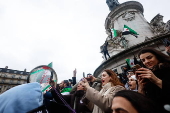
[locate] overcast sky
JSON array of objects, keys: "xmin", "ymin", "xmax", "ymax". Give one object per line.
[{"xmin": 0, "ymin": 0, "xmax": 170, "ymax": 83}]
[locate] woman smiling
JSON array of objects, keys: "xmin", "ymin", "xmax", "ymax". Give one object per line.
[{"xmin": 136, "ymin": 47, "xmax": 170, "ymax": 113}]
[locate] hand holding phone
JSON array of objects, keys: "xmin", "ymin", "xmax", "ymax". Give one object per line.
[
  {"xmin": 131, "ymin": 64, "xmax": 142, "ymax": 79},
  {"xmin": 85, "ymin": 76, "xmax": 92, "ymax": 81}
]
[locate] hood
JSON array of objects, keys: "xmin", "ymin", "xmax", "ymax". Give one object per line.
[{"xmin": 0, "ymin": 82, "xmax": 43, "ymax": 113}]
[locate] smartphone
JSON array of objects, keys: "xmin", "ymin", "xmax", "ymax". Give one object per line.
[
  {"xmin": 83, "ymin": 72, "xmax": 85, "ymax": 78},
  {"xmin": 132, "ymin": 64, "xmax": 141, "ymax": 72},
  {"xmin": 131, "ymin": 64, "xmax": 142, "ymax": 78}
]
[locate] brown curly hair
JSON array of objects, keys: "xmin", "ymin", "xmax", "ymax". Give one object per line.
[{"xmin": 103, "ymin": 69, "xmax": 124, "ymax": 87}]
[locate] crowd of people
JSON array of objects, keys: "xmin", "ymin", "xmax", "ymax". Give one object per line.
[{"xmin": 0, "ymin": 47, "xmax": 170, "ymax": 113}]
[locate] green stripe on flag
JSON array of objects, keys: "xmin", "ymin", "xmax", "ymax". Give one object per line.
[
  {"xmin": 125, "ymin": 59, "xmax": 130, "ymax": 65},
  {"xmin": 30, "ymin": 69, "xmax": 44, "ymax": 75},
  {"xmin": 42, "ymin": 84, "xmax": 51, "ymax": 92},
  {"xmin": 125, "ymin": 59, "xmax": 135, "ymax": 68},
  {"xmin": 41, "ymin": 80, "xmax": 57, "ymax": 92},
  {"xmin": 48, "ymin": 62, "xmax": 53, "ymax": 68}
]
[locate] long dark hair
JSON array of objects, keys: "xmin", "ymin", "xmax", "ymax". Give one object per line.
[
  {"xmin": 103, "ymin": 69, "xmax": 124, "ymax": 87},
  {"xmin": 138, "ymin": 47, "xmax": 170, "ymax": 67},
  {"xmin": 113, "ymin": 90, "xmax": 160, "ymax": 113}
]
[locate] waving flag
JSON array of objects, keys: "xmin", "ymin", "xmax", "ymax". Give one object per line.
[
  {"xmin": 122, "ymin": 25, "xmax": 139, "ymax": 38},
  {"xmin": 111, "ymin": 28, "xmax": 118, "ymax": 38},
  {"xmin": 125, "ymin": 59, "xmax": 135, "ymax": 68},
  {"xmin": 48, "ymin": 62, "xmax": 53, "ymax": 68}
]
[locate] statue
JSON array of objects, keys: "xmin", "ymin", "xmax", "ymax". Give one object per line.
[
  {"xmin": 164, "ymin": 20, "xmax": 170, "ymax": 33},
  {"xmin": 106, "ymin": 0, "xmax": 120, "ymax": 11},
  {"xmin": 150, "ymin": 14, "xmax": 165, "ymax": 34},
  {"xmin": 150, "ymin": 14, "xmax": 170, "ymax": 34}
]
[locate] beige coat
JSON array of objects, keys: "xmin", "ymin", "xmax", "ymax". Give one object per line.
[{"xmin": 85, "ymin": 82, "xmax": 125, "ymax": 113}]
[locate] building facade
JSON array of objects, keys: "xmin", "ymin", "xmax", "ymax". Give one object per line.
[{"xmin": 0, "ymin": 66, "xmax": 29, "ymax": 94}]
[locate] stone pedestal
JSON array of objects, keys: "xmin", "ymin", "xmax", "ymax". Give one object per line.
[
  {"xmin": 95, "ymin": 1, "xmax": 170, "ymax": 78},
  {"xmin": 105, "ymin": 1, "xmax": 155, "ymax": 47}
]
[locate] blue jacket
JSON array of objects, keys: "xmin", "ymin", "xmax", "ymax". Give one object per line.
[{"xmin": 0, "ymin": 82, "xmax": 43, "ymax": 113}]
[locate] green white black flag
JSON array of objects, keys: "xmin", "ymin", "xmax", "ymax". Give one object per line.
[
  {"xmin": 122, "ymin": 25, "xmax": 139, "ymax": 38},
  {"xmin": 125, "ymin": 59, "xmax": 135, "ymax": 68},
  {"xmin": 111, "ymin": 28, "xmax": 118, "ymax": 38}
]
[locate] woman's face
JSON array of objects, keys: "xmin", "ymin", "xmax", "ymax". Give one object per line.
[
  {"xmin": 128, "ymin": 78, "xmax": 137, "ymax": 90},
  {"xmin": 77, "ymin": 81, "xmax": 85, "ymax": 91},
  {"xmin": 101, "ymin": 71, "xmax": 111, "ymax": 86},
  {"xmin": 112, "ymin": 96, "xmax": 138, "ymax": 113},
  {"xmin": 139, "ymin": 52, "xmax": 159, "ymax": 69}
]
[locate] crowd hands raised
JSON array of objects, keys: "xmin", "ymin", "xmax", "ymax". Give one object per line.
[
  {"xmin": 1, "ymin": 47, "xmax": 170, "ymax": 113},
  {"xmin": 46, "ymin": 47, "xmax": 170, "ymax": 113}
]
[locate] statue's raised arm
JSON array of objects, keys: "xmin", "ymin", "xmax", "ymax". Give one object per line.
[{"xmin": 106, "ymin": 0, "xmax": 120, "ymax": 11}]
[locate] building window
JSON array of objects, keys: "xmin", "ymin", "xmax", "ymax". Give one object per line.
[
  {"xmin": 12, "ymin": 75, "xmax": 15, "ymax": 78},
  {"xmin": 7, "ymin": 70, "xmax": 10, "ymax": 72},
  {"xmin": 20, "ymin": 72, "xmax": 23, "ymax": 74},
  {"xmin": 4, "ymin": 74, "xmax": 7, "ymax": 78},
  {"xmin": 10, "ymin": 80, "xmax": 13, "ymax": 84},
  {"xmin": 1, "ymin": 79, "xmax": 5, "ymax": 83},
  {"xmin": 17, "ymin": 81, "xmax": 20, "ymax": 84},
  {"xmin": 22, "ymin": 76, "xmax": 26, "ymax": 79},
  {"xmin": 4, "ymin": 86, "xmax": 7, "ymax": 91},
  {"xmin": 18, "ymin": 75, "xmax": 22, "ymax": 79},
  {"xmin": 7, "ymin": 86, "xmax": 11, "ymax": 90},
  {"xmin": 1, "ymin": 74, "xmax": 4, "ymax": 77},
  {"xmin": 14, "ymin": 71, "xmax": 17, "ymax": 73}
]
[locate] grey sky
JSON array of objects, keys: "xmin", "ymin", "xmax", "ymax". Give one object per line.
[{"xmin": 0, "ymin": 0, "xmax": 169, "ymax": 83}]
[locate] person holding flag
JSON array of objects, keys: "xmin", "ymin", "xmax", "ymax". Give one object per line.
[
  {"xmin": 101, "ymin": 41, "xmax": 111, "ymax": 60},
  {"xmin": 110, "ymin": 28, "xmax": 129, "ymax": 48}
]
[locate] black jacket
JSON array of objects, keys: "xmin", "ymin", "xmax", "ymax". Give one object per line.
[
  {"xmin": 144, "ymin": 64, "xmax": 170, "ymax": 113},
  {"xmin": 63, "ymin": 90, "xmax": 91, "ymax": 113},
  {"xmin": 51, "ymin": 89, "xmax": 91, "ymax": 113}
]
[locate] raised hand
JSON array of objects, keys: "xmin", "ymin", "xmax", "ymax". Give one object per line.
[
  {"xmin": 49, "ymin": 80, "xmax": 56, "ymax": 88},
  {"xmin": 81, "ymin": 78, "xmax": 90, "ymax": 90},
  {"xmin": 85, "ymin": 75, "xmax": 96, "ymax": 82},
  {"xmin": 73, "ymin": 68, "xmax": 77, "ymax": 77}
]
